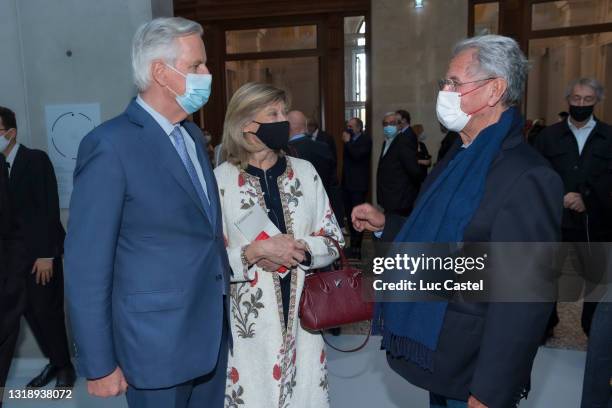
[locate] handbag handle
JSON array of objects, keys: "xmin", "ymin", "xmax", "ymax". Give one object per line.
[
  {"xmin": 320, "ymin": 324, "xmax": 371, "ymax": 353},
  {"xmin": 326, "ymin": 237, "xmax": 349, "ymax": 269}
]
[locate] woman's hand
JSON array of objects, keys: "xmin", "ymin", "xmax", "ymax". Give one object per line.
[{"xmin": 246, "ymin": 235, "xmax": 307, "ymax": 269}]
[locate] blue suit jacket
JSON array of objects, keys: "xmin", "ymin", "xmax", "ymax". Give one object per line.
[{"xmin": 64, "ymin": 99, "xmax": 230, "ymax": 389}]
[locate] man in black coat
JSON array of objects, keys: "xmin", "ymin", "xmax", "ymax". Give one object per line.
[
  {"xmin": 341, "ymin": 117, "xmax": 372, "ymax": 259},
  {"xmin": 376, "ymin": 112, "xmax": 422, "ymax": 217},
  {"xmin": 535, "ymin": 78, "xmax": 612, "ymax": 336},
  {"xmin": 307, "ymin": 117, "xmax": 337, "ymax": 166},
  {"xmin": 0, "ymin": 152, "xmax": 24, "ymax": 405},
  {"xmin": 287, "ymin": 110, "xmax": 344, "ymax": 226},
  {"xmin": 0, "ymin": 106, "xmax": 75, "ymax": 389},
  {"xmin": 352, "ymin": 35, "xmax": 563, "ymax": 408}
]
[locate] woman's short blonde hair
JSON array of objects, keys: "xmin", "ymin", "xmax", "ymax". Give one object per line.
[{"xmin": 222, "ymin": 82, "xmax": 290, "ymax": 169}]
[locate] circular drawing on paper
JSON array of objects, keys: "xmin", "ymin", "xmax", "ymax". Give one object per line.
[{"xmin": 50, "ymin": 112, "xmax": 96, "ymax": 160}]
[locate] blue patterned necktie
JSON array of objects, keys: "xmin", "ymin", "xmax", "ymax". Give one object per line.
[{"xmin": 170, "ymin": 126, "xmax": 212, "ymax": 221}]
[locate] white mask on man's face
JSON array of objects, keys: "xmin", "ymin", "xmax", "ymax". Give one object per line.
[
  {"xmin": 0, "ymin": 132, "xmax": 14, "ymax": 152},
  {"xmin": 436, "ymin": 91, "xmax": 471, "ymax": 132}
]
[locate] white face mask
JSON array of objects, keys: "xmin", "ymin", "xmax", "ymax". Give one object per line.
[
  {"xmin": 436, "ymin": 91, "xmax": 470, "ymax": 132},
  {"xmin": 0, "ymin": 132, "xmax": 13, "ymax": 151}
]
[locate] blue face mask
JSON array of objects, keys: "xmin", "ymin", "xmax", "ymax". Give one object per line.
[
  {"xmin": 383, "ymin": 125, "xmax": 398, "ymax": 139},
  {"xmin": 166, "ymin": 64, "xmax": 212, "ymax": 114}
]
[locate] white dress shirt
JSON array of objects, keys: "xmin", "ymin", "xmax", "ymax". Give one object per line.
[
  {"xmin": 568, "ymin": 115, "xmax": 596, "ymax": 155},
  {"xmin": 136, "ymin": 96, "xmax": 209, "ymax": 201},
  {"xmin": 5, "ymin": 142, "xmax": 20, "ymax": 176}
]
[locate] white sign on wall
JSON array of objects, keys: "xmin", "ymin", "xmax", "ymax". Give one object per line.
[{"xmin": 45, "ymin": 103, "xmax": 101, "ymax": 208}]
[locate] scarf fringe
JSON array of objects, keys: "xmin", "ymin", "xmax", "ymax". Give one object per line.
[{"xmin": 379, "ymin": 326, "xmax": 434, "ymax": 372}]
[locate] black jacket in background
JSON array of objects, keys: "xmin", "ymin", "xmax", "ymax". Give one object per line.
[
  {"xmin": 342, "ymin": 132, "xmax": 372, "ymax": 192},
  {"xmin": 535, "ymin": 119, "xmax": 612, "ymax": 238},
  {"xmin": 382, "ymin": 114, "xmax": 563, "ymax": 408},
  {"xmin": 9, "ymin": 145, "xmax": 65, "ymax": 261},
  {"xmin": 287, "ymin": 136, "xmax": 344, "ymax": 225},
  {"xmin": 376, "ymin": 130, "xmax": 422, "ymax": 216},
  {"xmin": 437, "ymin": 131, "xmax": 460, "ymax": 163},
  {"xmin": 0, "ymin": 155, "xmax": 9, "ymax": 247},
  {"xmin": 312, "ymin": 129, "xmax": 337, "ymax": 165}
]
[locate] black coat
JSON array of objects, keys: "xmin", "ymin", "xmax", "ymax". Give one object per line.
[
  {"xmin": 0, "ymin": 154, "xmax": 26, "ymax": 338},
  {"xmin": 376, "ymin": 130, "xmax": 422, "ymax": 216},
  {"xmin": 535, "ymin": 119, "xmax": 612, "ymax": 238},
  {"xmin": 288, "ymin": 136, "xmax": 344, "ymax": 225},
  {"xmin": 312, "ymin": 129, "xmax": 337, "ymax": 164},
  {"xmin": 8, "ymin": 145, "xmax": 65, "ymax": 262},
  {"xmin": 437, "ymin": 131, "xmax": 460, "ymax": 163},
  {"xmin": 382, "ymin": 115, "xmax": 563, "ymax": 408},
  {"xmin": 342, "ymin": 132, "xmax": 372, "ymax": 192}
]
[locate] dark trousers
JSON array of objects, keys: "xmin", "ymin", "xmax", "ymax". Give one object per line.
[
  {"xmin": 343, "ymin": 189, "xmax": 367, "ymax": 252},
  {"xmin": 581, "ymin": 301, "xmax": 612, "ymax": 408},
  {"xmin": 0, "ymin": 247, "xmax": 26, "ymax": 407},
  {"xmin": 429, "ymin": 393, "xmax": 467, "ymax": 407},
  {"xmin": 547, "ymin": 229, "xmax": 600, "ymax": 336},
  {"xmin": 24, "ymin": 257, "xmax": 71, "ymax": 368},
  {"xmin": 126, "ymin": 320, "xmax": 229, "ymax": 408}
]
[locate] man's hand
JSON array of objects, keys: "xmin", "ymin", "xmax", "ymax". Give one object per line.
[
  {"xmin": 32, "ymin": 258, "xmax": 54, "ymax": 285},
  {"xmin": 351, "ymin": 203, "xmax": 385, "ymax": 232},
  {"xmin": 87, "ymin": 367, "xmax": 128, "ymax": 398},
  {"xmin": 467, "ymin": 395, "xmax": 488, "ymax": 408},
  {"xmin": 563, "ymin": 192, "xmax": 586, "ymax": 213},
  {"xmin": 342, "ymin": 131, "xmax": 351, "ymax": 143}
]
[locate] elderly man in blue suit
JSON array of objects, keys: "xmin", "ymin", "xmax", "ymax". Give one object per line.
[{"xmin": 64, "ymin": 17, "xmax": 230, "ymax": 408}]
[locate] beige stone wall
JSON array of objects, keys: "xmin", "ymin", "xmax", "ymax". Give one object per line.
[{"xmin": 370, "ymin": 0, "xmax": 468, "ymax": 204}]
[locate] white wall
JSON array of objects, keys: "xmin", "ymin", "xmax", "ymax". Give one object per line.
[{"xmin": 0, "ymin": 0, "xmax": 174, "ymax": 359}]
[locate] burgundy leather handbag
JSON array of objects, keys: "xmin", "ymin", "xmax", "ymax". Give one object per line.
[{"xmin": 298, "ymin": 239, "xmax": 373, "ymax": 351}]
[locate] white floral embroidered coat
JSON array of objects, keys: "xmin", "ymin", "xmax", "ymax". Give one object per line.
[{"xmin": 214, "ymin": 156, "xmax": 344, "ymax": 408}]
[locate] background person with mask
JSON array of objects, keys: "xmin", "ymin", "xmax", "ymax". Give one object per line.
[
  {"xmin": 287, "ymin": 110, "xmax": 344, "ymax": 227},
  {"xmin": 0, "ymin": 106, "xmax": 74, "ymax": 391},
  {"xmin": 341, "ymin": 117, "xmax": 371, "ymax": 259},
  {"xmin": 65, "ymin": 17, "xmax": 230, "ymax": 408},
  {"xmin": 376, "ymin": 112, "xmax": 422, "ymax": 217},
  {"xmin": 535, "ymin": 78, "xmax": 612, "ymax": 337}
]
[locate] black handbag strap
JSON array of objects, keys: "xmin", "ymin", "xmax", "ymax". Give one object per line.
[{"xmin": 320, "ymin": 323, "xmax": 371, "ymax": 353}]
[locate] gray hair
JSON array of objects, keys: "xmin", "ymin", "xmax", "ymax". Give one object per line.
[
  {"xmin": 565, "ymin": 78, "xmax": 605, "ymax": 102},
  {"xmin": 453, "ymin": 35, "xmax": 529, "ymax": 107},
  {"xmin": 382, "ymin": 111, "xmax": 396, "ymax": 124},
  {"xmin": 132, "ymin": 17, "xmax": 203, "ymax": 91}
]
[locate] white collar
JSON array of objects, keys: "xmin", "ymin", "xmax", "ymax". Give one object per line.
[
  {"xmin": 136, "ymin": 95, "xmax": 178, "ymax": 135},
  {"xmin": 6, "ymin": 142, "xmax": 20, "ymax": 169}
]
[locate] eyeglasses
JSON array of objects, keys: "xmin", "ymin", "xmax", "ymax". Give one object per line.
[
  {"xmin": 438, "ymin": 77, "xmax": 496, "ymax": 92},
  {"xmin": 382, "ymin": 121, "xmax": 397, "ymax": 126},
  {"xmin": 568, "ymin": 95, "xmax": 597, "ymax": 105}
]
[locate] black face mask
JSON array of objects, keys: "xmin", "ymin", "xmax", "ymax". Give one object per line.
[
  {"xmin": 249, "ymin": 121, "xmax": 289, "ymax": 151},
  {"xmin": 569, "ymin": 105, "xmax": 594, "ymax": 122}
]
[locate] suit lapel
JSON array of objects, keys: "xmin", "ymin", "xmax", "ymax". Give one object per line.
[
  {"xmin": 126, "ymin": 101, "xmax": 211, "ymax": 224},
  {"xmin": 182, "ymin": 122, "xmax": 220, "ymax": 228}
]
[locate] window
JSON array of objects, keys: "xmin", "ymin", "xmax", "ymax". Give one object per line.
[
  {"xmin": 345, "ymin": 16, "xmax": 367, "ymax": 127},
  {"xmin": 225, "ymin": 57, "xmax": 320, "ymax": 118},
  {"xmin": 225, "ymin": 25, "xmax": 317, "ymax": 54},
  {"xmin": 474, "ymin": 2, "xmax": 500, "ymax": 35},
  {"xmin": 532, "ymin": 1, "xmax": 612, "ymax": 31}
]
